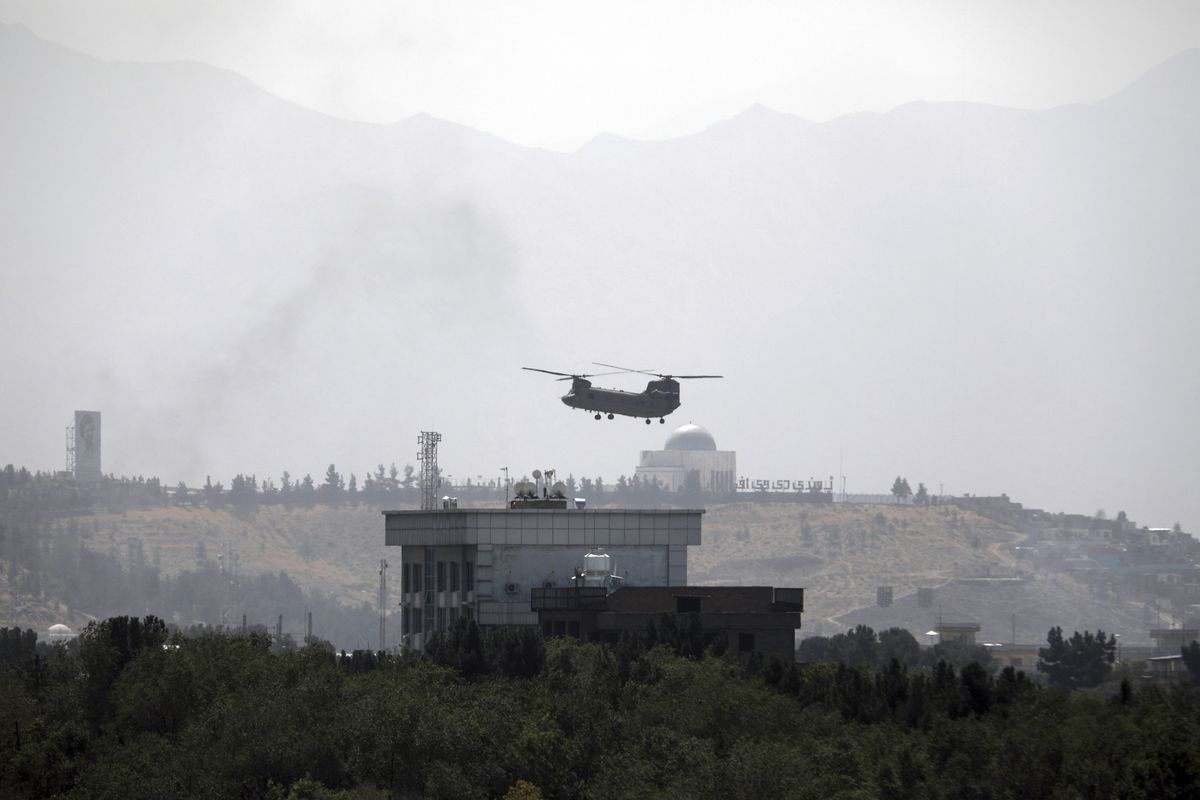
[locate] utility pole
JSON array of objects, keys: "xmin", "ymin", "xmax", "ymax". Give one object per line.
[{"xmin": 378, "ymin": 559, "xmax": 388, "ymax": 651}]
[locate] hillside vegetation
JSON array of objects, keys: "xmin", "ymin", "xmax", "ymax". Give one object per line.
[
  {"xmin": 695, "ymin": 503, "xmax": 1022, "ymax": 625},
  {"xmin": 4, "ymin": 500, "xmax": 1011, "ymax": 630},
  {"xmin": 3, "ymin": 498, "xmax": 1157, "ymax": 648}
]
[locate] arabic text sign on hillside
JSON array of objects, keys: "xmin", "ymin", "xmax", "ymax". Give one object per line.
[{"xmin": 736, "ymin": 478, "xmax": 832, "ymax": 493}]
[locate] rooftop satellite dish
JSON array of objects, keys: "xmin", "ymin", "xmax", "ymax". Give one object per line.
[{"xmin": 532, "ymin": 469, "xmax": 542, "ymax": 480}]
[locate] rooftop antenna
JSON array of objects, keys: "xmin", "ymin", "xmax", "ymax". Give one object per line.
[
  {"xmin": 501, "ymin": 466, "xmax": 509, "ymax": 503},
  {"xmin": 417, "ymin": 431, "xmax": 442, "ymax": 511}
]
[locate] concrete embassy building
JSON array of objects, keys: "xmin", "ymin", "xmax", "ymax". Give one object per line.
[
  {"xmin": 635, "ymin": 423, "xmax": 736, "ymax": 492},
  {"xmin": 384, "ymin": 505, "xmax": 703, "ymax": 651}
]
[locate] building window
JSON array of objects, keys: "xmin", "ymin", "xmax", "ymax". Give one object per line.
[
  {"xmin": 437, "ymin": 561, "xmax": 446, "ymax": 592},
  {"xmin": 402, "ymin": 563, "xmax": 411, "ymax": 594},
  {"xmin": 412, "ymin": 564, "xmax": 422, "ymax": 596},
  {"xmin": 676, "ymin": 596, "xmax": 702, "ymax": 613},
  {"xmin": 464, "ymin": 561, "xmax": 475, "ymax": 592},
  {"xmin": 450, "ymin": 561, "xmax": 460, "ymax": 592},
  {"xmin": 738, "ymin": 633, "xmax": 755, "ymax": 653},
  {"xmin": 436, "ymin": 607, "xmax": 446, "ymax": 632},
  {"xmin": 411, "ymin": 607, "xmax": 422, "ymax": 634},
  {"xmin": 448, "ymin": 607, "xmax": 459, "ymax": 627},
  {"xmin": 401, "ymin": 606, "xmax": 408, "ymax": 635}
]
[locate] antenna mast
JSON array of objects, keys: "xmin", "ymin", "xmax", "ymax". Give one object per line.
[{"xmin": 417, "ymin": 431, "xmax": 442, "ymax": 511}]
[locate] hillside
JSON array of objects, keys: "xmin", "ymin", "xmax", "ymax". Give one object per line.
[
  {"xmin": 6, "ymin": 498, "xmax": 1154, "ymax": 649},
  {"xmin": 695, "ymin": 503, "xmax": 1022, "ymax": 625}
]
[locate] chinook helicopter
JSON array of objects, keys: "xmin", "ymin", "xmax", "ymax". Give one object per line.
[{"xmin": 522, "ymin": 362, "xmax": 722, "ymax": 424}]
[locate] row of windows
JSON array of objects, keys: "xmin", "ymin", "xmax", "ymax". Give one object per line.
[
  {"xmin": 400, "ymin": 604, "xmax": 473, "ymax": 635},
  {"xmin": 401, "ymin": 559, "xmax": 474, "ymax": 594}
]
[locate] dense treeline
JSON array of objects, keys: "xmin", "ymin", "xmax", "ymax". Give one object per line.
[
  {"xmin": 0, "ymin": 517, "xmax": 377, "ymax": 649},
  {"xmin": 1, "ymin": 462, "xmax": 780, "ymax": 516},
  {"xmin": 2, "ymin": 616, "xmax": 1199, "ymax": 799},
  {"xmin": 797, "ymin": 624, "xmax": 995, "ymax": 671}
]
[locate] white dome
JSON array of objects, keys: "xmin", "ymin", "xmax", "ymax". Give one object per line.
[{"xmin": 665, "ymin": 423, "xmax": 717, "ymax": 451}]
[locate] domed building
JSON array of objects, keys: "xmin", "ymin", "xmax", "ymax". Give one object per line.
[
  {"xmin": 635, "ymin": 423, "xmax": 736, "ymax": 493},
  {"xmin": 47, "ymin": 623, "xmax": 76, "ymax": 643}
]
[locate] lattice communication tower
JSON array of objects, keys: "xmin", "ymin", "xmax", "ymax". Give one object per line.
[{"xmin": 417, "ymin": 431, "xmax": 442, "ymax": 511}]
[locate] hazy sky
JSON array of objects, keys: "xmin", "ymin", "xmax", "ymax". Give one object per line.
[
  {"xmin": 2, "ymin": 1, "xmax": 1200, "ymax": 149},
  {"xmin": 2, "ymin": 2, "xmax": 1199, "ymax": 536}
]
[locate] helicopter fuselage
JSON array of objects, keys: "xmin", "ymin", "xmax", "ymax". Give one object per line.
[{"xmin": 562, "ymin": 377, "xmax": 681, "ymax": 420}]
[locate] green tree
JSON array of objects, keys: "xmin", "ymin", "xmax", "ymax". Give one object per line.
[
  {"xmin": 79, "ymin": 615, "xmax": 168, "ymax": 726},
  {"xmin": 1037, "ymin": 627, "xmax": 1116, "ymax": 692},
  {"xmin": 1181, "ymin": 640, "xmax": 1200, "ymax": 686},
  {"xmin": 878, "ymin": 627, "xmax": 922, "ymax": 667},
  {"xmin": 299, "ymin": 474, "xmax": 316, "ymax": 507},
  {"xmin": 891, "ymin": 476, "xmax": 912, "ymax": 501},
  {"xmin": 321, "ymin": 464, "xmax": 343, "ymax": 504}
]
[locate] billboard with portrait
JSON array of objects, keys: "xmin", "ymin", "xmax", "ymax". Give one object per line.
[{"xmin": 74, "ymin": 410, "xmax": 101, "ymax": 482}]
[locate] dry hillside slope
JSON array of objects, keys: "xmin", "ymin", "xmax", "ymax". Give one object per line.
[{"xmin": 694, "ymin": 503, "xmax": 1022, "ymax": 627}]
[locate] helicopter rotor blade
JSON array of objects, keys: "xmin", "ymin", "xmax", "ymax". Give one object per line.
[
  {"xmin": 671, "ymin": 374, "xmax": 723, "ymax": 379},
  {"xmin": 524, "ymin": 366, "xmax": 629, "ymax": 381},
  {"xmin": 522, "ymin": 367, "xmax": 578, "ymax": 378},
  {"xmin": 592, "ymin": 361, "xmax": 657, "ymax": 376}
]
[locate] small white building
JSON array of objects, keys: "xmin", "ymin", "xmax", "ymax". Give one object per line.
[{"xmin": 635, "ymin": 423, "xmax": 736, "ymax": 492}]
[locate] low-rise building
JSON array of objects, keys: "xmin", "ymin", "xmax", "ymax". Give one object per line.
[
  {"xmin": 935, "ymin": 621, "xmax": 982, "ymax": 645},
  {"xmin": 1147, "ymin": 654, "xmax": 1188, "ymax": 685},
  {"xmin": 531, "ymin": 585, "xmax": 804, "ymax": 660},
  {"xmin": 983, "ymin": 642, "xmax": 1041, "ymax": 670},
  {"xmin": 1149, "ymin": 628, "xmax": 1199, "ymax": 656}
]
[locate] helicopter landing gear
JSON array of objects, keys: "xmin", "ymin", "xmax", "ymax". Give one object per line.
[
  {"xmin": 659, "ymin": 418, "xmax": 666, "ymax": 424},
  {"xmin": 645, "ymin": 418, "xmax": 652, "ymax": 425},
  {"xmin": 594, "ymin": 413, "xmax": 602, "ymax": 420},
  {"xmin": 607, "ymin": 413, "xmax": 614, "ymax": 420}
]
